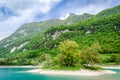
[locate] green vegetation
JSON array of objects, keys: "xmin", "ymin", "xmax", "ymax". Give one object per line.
[
  {"xmin": 40, "ymin": 40, "xmax": 102, "ymax": 70},
  {"xmin": 111, "ymin": 54, "xmax": 120, "ymax": 65},
  {"xmin": 54, "ymin": 40, "xmax": 81, "ymax": 67},
  {"xmin": 0, "ymin": 13, "xmax": 92, "ymax": 54},
  {"xmin": 96, "ymin": 4, "xmax": 120, "ymax": 17},
  {"xmin": 43, "ymin": 66, "xmax": 82, "ymax": 70},
  {"xmin": 0, "ymin": 5, "xmax": 120, "ymax": 70},
  {"xmin": 80, "ymin": 43, "xmax": 101, "ymax": 66}
]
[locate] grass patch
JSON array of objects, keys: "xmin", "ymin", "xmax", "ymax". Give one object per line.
[
  {"xmin": 42, "ymin": 66, "xmax": 82, "ymax": 70},
  {"xmin": 100, "ymin": 54, "xmax": 112, "ymax": 60},
  {"xmin": 42, "ymin": 65, "xmax": 103, "ymax": 71},
  {"xmin": 84, "ymin": 66, "xmax": 103, "ymax": 70}
]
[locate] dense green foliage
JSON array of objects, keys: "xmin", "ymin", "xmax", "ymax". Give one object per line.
[
  {"xmin": 34, "ymin": 13, "xmax": 120, "ymax": 54},
  {"xmin": 0, "ymin": 14, "xmax": 92, "ymax": 54},
  {"xmin": 96, "ymin": 5, "xmax": 120, "ymax": 17},
  {"xmin": 80, "ymin": 43, "xmax": 101, "ymax": 66},
  {"xmin": 0, "ymin": 5, "xmax": 120, "ymax": 67},
  {"xmin": 55, "ymin": 40, "xmax": 80, "ymax": 67}
]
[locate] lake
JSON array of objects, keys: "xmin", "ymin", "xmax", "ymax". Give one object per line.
[{"xmin": 0, "ymin": 67, "xmax": 120, "ymax": 80}]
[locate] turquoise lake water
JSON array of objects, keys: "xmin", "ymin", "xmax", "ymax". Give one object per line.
[{"xmin": 0, "ymin": 67, "xmax": 120, "ymax": 80}]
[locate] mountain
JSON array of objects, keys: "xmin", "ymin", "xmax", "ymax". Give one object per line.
[
  {"xmin": 0, "ymin": 5, "xmax": 120, "ymax": 65},
  {"xmin": 64, "ymin": 13, "xmax": 92, "ymax": 24},
  {"xmin": 21, "ymin": 5, "xmax": 120, "ymax": 54},
  {"xmin": 0, "ymin": 13, "xmax": 93, "ymax": 54},
  {"xmin": 96, "ymin": 5, "xmax": 120, "ymax": 17}
]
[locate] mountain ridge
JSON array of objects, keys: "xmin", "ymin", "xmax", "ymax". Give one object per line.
[
  {"xmin": 0, "ymin": 5, "xmax": 120, "ymax": 55},
  {"xmin": 0, "ymin": 13, "xmax": 93, "ymax": 54},
  {"xmin": 0, "ymin": 5, "xmax": 120, "ymax": 65}
]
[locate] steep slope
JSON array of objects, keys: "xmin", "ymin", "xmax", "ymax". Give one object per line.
[
  {"xmin": 0, "ymin": 5, "xmax": 120, "ymax": 55},
  {"xmin": 21, "ymin": 5, "xmax": 120, "ymax": 54},
  {"xmin": 24, "ymin": 13, "xmax": 120, "ymax": 54},
  {"xmin": 64, "ymin": 13, "xmax": 93, "ymax": 24},
  {"xmin": 0, "ymin": 5, "xmax": 120, "ymax": 65},
  {"xmin": 0, "ymin": 13, "xmax": 93, "ymax": 54},
  {"xmin": 96, "ymin": 4, "xmax": 120, "ymax": 17}
]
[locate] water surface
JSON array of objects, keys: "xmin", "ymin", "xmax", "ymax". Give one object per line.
[{"xmin": 0, "ymin": 67, "xmax": 120, "ymax": 80}]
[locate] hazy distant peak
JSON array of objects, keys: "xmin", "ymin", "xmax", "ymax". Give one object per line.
[
  {"xmin": 82, "ymin": 13, "xmax": 91, "ymax": 15},
  {"xmin": 69, "ymin": 13, "xmax": 76, "ymax": 17}
]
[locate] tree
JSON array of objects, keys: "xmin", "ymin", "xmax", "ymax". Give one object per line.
[
  {"xmin": 111, "ymin": 53, "xmax": 120, "ymax": 65},
  {"xmin": 57, "ymin": 39, "xmax": 80, "ymax": 67},
  {"xmin": 80, "ymin": 43, "xmax": 101, "ymax": 66},
  {"xmin": 42, "ymin": 54, "xmax": 53, "ymax": 67}
]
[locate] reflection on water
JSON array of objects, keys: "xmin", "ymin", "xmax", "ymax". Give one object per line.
[{"xmin": 0, "ymin": 68, "xmax": 120, "ymax": 80}]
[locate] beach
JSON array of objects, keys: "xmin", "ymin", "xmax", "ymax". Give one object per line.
[
  {"xmin": 102, "ymin": 66, "xmax": 120, "ymax": 69},
  {"xmin": 27, "ymin": 68, "xmax": 117, "ymax": 76},
  {"xmin": 0, "ymin": 66, "xmax": 119, "ymax": 76}
]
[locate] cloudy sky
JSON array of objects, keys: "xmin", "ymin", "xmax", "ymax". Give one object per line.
[{"xmin": 0, "ymin": 0, "xmax": 120, "ymax": 40}]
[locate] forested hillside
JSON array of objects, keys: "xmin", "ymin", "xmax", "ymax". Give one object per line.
[
  {"xmin": 24, "ymin": 12, "xmax": 120, "ymax": 54},
  {"xmin": 0, "ymin": 13, "xmax": 93, "ymax": 54},
  {"xmin": 0, "ymin": 5, "xmax": 120, "ymax": 65}
]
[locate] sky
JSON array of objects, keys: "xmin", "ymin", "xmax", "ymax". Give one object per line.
[{"xmin": 0, "ymin": 0, "xmax": 120, "ymax": 40}]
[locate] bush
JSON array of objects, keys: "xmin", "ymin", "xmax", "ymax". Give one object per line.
[
  {"xmin": 41, "ymin": 54, "xmax": 53, "ymax": 67},
  {"xmin": 80, "ymin": 43, "xmax": 101, "ymax": 66},
  {"xmin": 111, "ymin": 54, "xmax": 120, "ymax": 65}
]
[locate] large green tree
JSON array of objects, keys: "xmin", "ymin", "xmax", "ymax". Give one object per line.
[
  {"xmin": 57, "ymin": 39, "xmax": 80, "ymax": 67},
  {"xmin": 80, "ymin": 43, "xmax": 101, "ymax": 66},
  {"xmin": 111, "ymin": 53, "xmax": 120, "ymax": 65}
]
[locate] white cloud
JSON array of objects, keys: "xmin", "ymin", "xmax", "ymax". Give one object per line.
[
  {"xmin": 0, "ymin": 0, "xmax": 62, "ymax": 39},
  {"xmin": 0, "ymin": 0, "xmax": 61, "ymax": 13},
  {"xmin": 0, "ymin": 32, "xmax": 5, "ymax": 41},
  {"xmin": 76, "ymin": 4, "xmax": 108, "ymax": 14},
  {"xmin": 0, "ymin": 38, "xmax": 2, "ymax": 41},
  {"xmin": 59, "ymin": 14, "xmax": 69, "ymax": 20}
]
